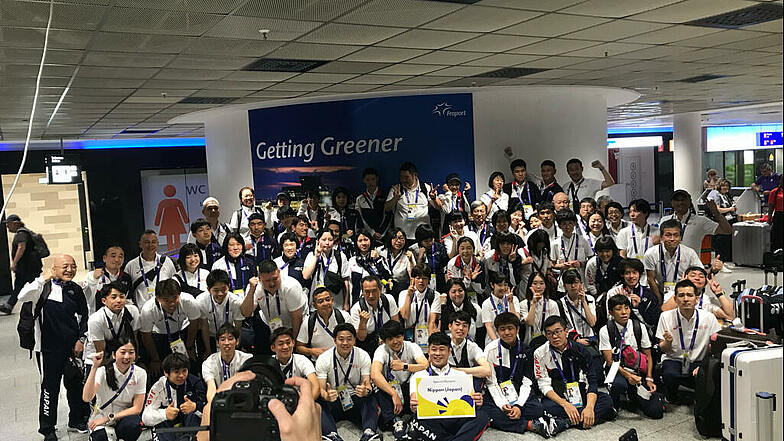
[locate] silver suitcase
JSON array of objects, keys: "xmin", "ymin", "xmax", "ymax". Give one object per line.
[{"xmin": 732, "ymin": 222, "xmax": 770, "ymax": 266}]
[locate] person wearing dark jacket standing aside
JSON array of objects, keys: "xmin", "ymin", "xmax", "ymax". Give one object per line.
[
  {"xmin": 17, "ymin": 254, "xmax": 91, "ymax": 440},
  {"xmin": 504, "ymin": 159, "xmax": 542, "ymax": 221},
  {"xmin": 1, "ymin": 214, "xmax": 43, "ymax": 314}
]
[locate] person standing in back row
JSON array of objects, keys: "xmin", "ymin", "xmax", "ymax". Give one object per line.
[
  {"xmin": 565, "ymin": 159, "xmax": 614, "ymax": 209},
  {"xmin": 1, "ymin": 214, "xmax": 44, "ymax": 315}
]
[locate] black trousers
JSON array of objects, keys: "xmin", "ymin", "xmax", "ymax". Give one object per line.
[
  {"xmin": 90, "ymin": 415, "xmax": 142, "ymax": 441},
  {"xmin": 8, "ymin": 269, "xmax": 40, "ymax": 307},
  {"xmin": 37, "ymin": 350, "xmax": 90, "ymax": 435}
]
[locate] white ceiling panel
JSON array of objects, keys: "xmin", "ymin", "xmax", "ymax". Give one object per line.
[
  {"xmin": 189, "ymin": 89, "xmax": 251, "ymax": 98},
  {"xmin": 90, "ymin": 32, "xmax": 195, "ymax": 53},
  {"xmin": 344, "ymin": 74, "xmax": 412, "ymax": 84},
  {"xmin": 742, "ymin": 18, "xmax": 784, "ymax": 33},
  {"xmin": 478, "ymin": 0, "xmax": 583, "ymax": 12},
  {"xmin": 265, "ymin": 82, "xmax": 330, "ymax": 92},
  {"xmin": 291, "ymin": 72, "xmax": 360, "ymax": 83},
  {"xmin": 264, "ymin": 42, "xmax": 362, "ymax": 60},
  {"xmin": 668, "ymin": 47, "xmax": 742, "ymax": 61},
  {"xmin": 518, "ymin": 55, "xmax": 592, "ymax": 68},
  {"xmin": 393, "ymin": 75, "xmax": 460, "ymax": 86},
  {"xmin": 153, "ymin": 69, "xmax": 231, "ymax": 80},
  {"xmin": 721, "ymin": 34, "xmax": 784, "ymax": 50},
  {"xmin": 447, "ymin": 35, "xmax": 544, "ymax": 53},
  {"xmin": 310, "ymin": 61, "xmax": 390, "ymax": 74},
  {"xmin": 376, "ymin": 29, "xmax": 479, "ymax": 50},
  {"xmin": 429, "ymin": 65, "xmax": 496, "ymax": 77},
  {"xmin": 337, "ymin": 0, "xmax": 460, "ymax": 27},
  {"xmin": 0, "ymin": 27, "xmax": 92, "ymax": 50},
  {"xmin": 101, "ymin": 7, "xmax": 224, "ymax": 36},
  {"xmin": 246, "ymin": 90, "xmax": 304, "ymax": 98},
  {"xmin": 182, "ymin": 38, "xmax": 283, "ymax": 56},
  {"xmin": 560, "ymin": 0, "xmax": 682, "ymax": 18},
  {"xmin": 629, "ymin": 0, "xmax": 759, "ymax": 23},
  {"xmin": 424, "ymin": 6, "xmax": 542, "ymax": 33},
  {"xmin": 405, "ymin": 50, "xmax": 488, "ymax": 65},
  {"xmin": 79, "ymin": 66, "xmax": 160, "ymax": 79},
  {"xmin": 235, "ymin": 0, "xmax": 365, "ymax": 21},
  {"xmin": 83, "ymin": 52, "xmax": 174, "ymax": 68},
  {"xmin": 371, "ymin": 64, "xmax": 447, "ymax": 75},
  {"xmin": 615, "ymin": 44, "xmax": 698, "ymax": 59},
  {"xmin": 509, "ymin": 38, "xmax": 600, "ymax": 55},
  {"xmin": 121, "ymin": 0, "xmax": 244, "ymax": 14},
  {"xmin": 222, "ymin": 71, "xmax": 299, "ymax": 82},
  {"xmin": 563, "ymin": 20, "xmax": 669, "ymax": 41},
  {"xmin": 206, "ymin": 16, "xmax": 322, "ymax": 41},
  {"xmin": 564, "ymin": 41, "xmax": 653, "ymax": 57},
  {"xmin": 340, "ymin": 46, "xmax": 428, "ymax": 62},
  {"xmin": 166, "ymin": 55, "xmax": 257, "ymax": 70},
  {"xmin": 464, "ymin": 53, "xmax": 544, "ymax": 67},
  {"xmin": 500, "ymin": 14, "xmax": 610, "ymax": 37},
  {"xmin": 298, "ymin": 23, "xmax": 406, "ymax": 45},
  {"xmin": 319, "ymin": 83, "xmax": 377, "ymax": 93},
  {"xmin": 673, "ymin": 29, "xmax": 767, "ymax": 47},
  {"xmin": 620, "ymin": 25, "xmax": 722, "ymax": 44}
]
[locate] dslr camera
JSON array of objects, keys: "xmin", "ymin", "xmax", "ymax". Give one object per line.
[{"xmin": 210, "ymin": 356, "xmax": 298, "ymax": 441}]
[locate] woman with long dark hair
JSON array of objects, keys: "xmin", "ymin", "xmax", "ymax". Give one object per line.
[
  {"xmin": 427, "ymin": 278, "xmax": 480, "ymax": 341},
  {"xmin": 519, "ymin": 271, "xmax": 559, "ymax": 346}
]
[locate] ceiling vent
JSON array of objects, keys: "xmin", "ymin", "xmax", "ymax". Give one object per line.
[
  {"xmin": 686, "ymin": 3, "xmax": 783, "ymax": 29},
  {"xmin": 678, "ymin": 74, "xmax": 731, "ymax": 83},
  {"xmin": 242, "ymin": 58, "xmax": 328, "ymax": 72},
  {"xmin": 477, "ymin": 67, "xmax": 549, "ymax": 78},
  {"xmin": 178, "ymin": 97, "xmax": 238, "ymax": 104}
]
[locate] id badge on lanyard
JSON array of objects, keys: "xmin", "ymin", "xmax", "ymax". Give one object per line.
[
  {"xmin": 337, "ymin": 386, "xmax": 354, "ymax": 411},
  {"xmin": 415, "ymin": 323, "xmax": 429, "ymax": 349},
  {"xmin": 170, "ymin": 338, "xmax": 187, "ymax": 355},
  {"xmin": 565, "ymin": 382, "xmax": 583, "ymax": 408},
  {"xmin": 389, "ymin": 379, "xmax": 404, "ymax": 402},
  {"xmin": 499, "ymin": 380, "xmax": 519, "ymax": 405}
]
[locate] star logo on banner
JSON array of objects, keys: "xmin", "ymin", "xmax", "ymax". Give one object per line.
[{"xmin": 432, "ymin": 102, "xmax": 451, "ymax": 116}]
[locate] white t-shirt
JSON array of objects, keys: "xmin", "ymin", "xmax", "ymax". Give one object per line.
[
  {"xmin": 430, "ymin": 299, "xmax": 480, "ymax": 340},
  {"xmin": 520, "ymin": 298, "xmax": 560, "ymax": 344},
  {"xmin": 480, "ymin": 190, "xmax": 510, "ymax": 221},
  {"xmin": 659, "ymin": 212, "xmax": 718, "ymax": 254},
  {"xmin": 304, "ymin": 250, "xmax": 350, "ymax": 295},
  {"xmin": 442, "ymin": 230, "xmax": 481, "ymax": 256},
  {"xmin": 373, "ymin": 341, "xmax": 425, "ymax": 384},
  {"xmin": 315, "ymin": 346, "xmax": 372, "ymax": 396},
  {"xmin": 202, "ymin": 351, "xmax": 253, "ymax": 387},
  {"xmin": 616, "ymin": 223, "xmax": 659, "ymax": 261},
  {"xmin": 228, "ymin": 206, "xmax": 261, "ymax": 243},
  {"xmin": 378, "ymin": 247, "xmax": 412, "ymax": 282},
  {"xmin": 349, "ymin": 294, "xmax": 400, "ymax": 335},
  {"xmin": 550, "ymin": 233, "xmax": 594, "ymax": 265},
  {"xmin": 398, "ymin": 289, "xmax": 435, "ymax": 329},
  {"xmin": 643, "ymin": 244, "xmax": 703, "ymax": 299},
  {"xmin": 138, "ymin": 294, "xmax": 201, "ymax": 335},
  {"xmin": 85, "ymin": 305, "xmax": 140, "ymax": 362},
  {"xmin": 195, "ymin": 292, "xmax": 245, "ymax": 337},
  {"xmin": 251, "ymin": 276, "xmax": 307, "ymax": 329},
  {"xmin": 91, "ymin": 364, "xmax": 147, "ymax": 430},
  {"xmin": 82, "ymin": 269, "xmax": 127, "ymax": 316},
  {"xmin": 275, "ymin": 353, "xmax": 316, "ymax": 379},
  {"xmin": 124, "ymin": 254, "xmax": 176, "ymax": 306},
  {"xmin": 559, "ymin": 294, "xmax": 596, "ymax": 338},
  {"xmin": 565, "ymin": 177, "xmax": 603, "ymax": 205},
  {"xmin": 599, "ymin": 320, "xmax": 652, "ymax": 352},
  {"xmin": 655, "ymin": 308, "xmax": 721, "ymax": 363},
  {"xmin": 386, "ymin": 182, "xmax": 432, "ymax": 238},
  {"xmin": 297, "ymin": 309, "xmax": 351, "ymax": 354}
]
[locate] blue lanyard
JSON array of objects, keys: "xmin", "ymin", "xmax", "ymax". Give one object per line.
[
  {"xmin": 165, "ymin": 381, "xmax": 187, "ymax": 405},
  {"xmin": 405, "ymin": 188, "xmax": 420, "ymax": 205},
  {"xmin": 414, "ymin": 292, "xmax": 428, "ymax": 324},
  {"xmin": 388, "ymin": 250, "xmax": 404, "ymax": 273},
  {"xmin": 210, "ymin": 297, "xmax": 230, "ymax": 335},
  {"xmin": 428, "ymin": 365, "xmax": 450, "ymax": 376},
  {"xmin": 181, "ymin": 270, "xmax": 200, "ymax": 288},
  {"xmin": 659, "ymin": 245, "xmax": 681, "ymax": 283},
  {"xmin": 221, "ymin": 358, "xmax": 231, "ymax": 382},
  {"xmin": 158, "ymin": 302, "xmax": 179, "ymax": 341},
  {"xmin": 99, "ymin": 365, "xmax": 134, "ymax": 410},
  {"xmin": 264, "ymin": 289, "xmax": 282, "ymax": 318},
  {"xmin": 516, "ymin": 181, "xmax": 532, "ymax": 206},
  {"xmin": 321, "ymin": 253, "xmax": 333, "ymax": 282},
  {"xmin": 680, "ymin": 212, "xmax": 691, "ymax": 236},
  {"xmin": 333, "ymin": 348, "xmax": 355, "ymax": 386},
  {"xmin": 489, "ymin": 293, "xmax": 508, "ymax": 316},
  {"xmin": 560, "ymin": 235, "xmax": 579, "ymax": 261},
  {"xmin": 254, "ymin": 235, "xmax": 266, "ymax": 260},
  {"xmin": 631, "ymin": 224, "xmax": 649, "ymax": 255},
  {"xmin": 139, "ymin": 255, "xmax": 161, "ymax": 288},
  {"xmin": 676, "ymin": 310, "xmax": 700, "ymax": 353},
  {"xmin": 429, "ymin": 245, "xmax": 437, "ymax": 273},
  {"xmin": 316, "ymin": 313, "xmax": 335, "ymax": 338},
  {"xmin": 496, "ymin": 339, "xmax": 520, "ymax": 381},
  {"xmin": 386, "ymin": 348, "xmax": 403, "ymax": 380},
  {"xmin": 225, "ymin": 257, "xmax": 245, "ymax": 290},
  {"xmin": 104, "ymin": 310, "xmax": 120, "ymax": 340},
  {"xmin": 565, "ymin": 298, "xmax": 589, "ymax": 327},
  {"xmin": 549, "ymin": 343, "xmax": 575, "ymax": 383}
]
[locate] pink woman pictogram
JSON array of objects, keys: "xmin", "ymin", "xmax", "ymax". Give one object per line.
[{"xmin": 154, "ymin": 185, "xmax": 189, "ymax": 250}]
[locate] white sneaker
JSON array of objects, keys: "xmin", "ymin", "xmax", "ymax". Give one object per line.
[{"xmin": 721, "ymin": 266, "xmax": 733, "ymax": 273}]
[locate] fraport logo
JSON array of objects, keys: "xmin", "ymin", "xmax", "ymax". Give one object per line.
[{"xmin": 432, "ymin": 102, "xmax": 467, "ymax": 118}]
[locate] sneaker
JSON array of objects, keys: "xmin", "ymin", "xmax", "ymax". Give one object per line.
[
  {"xmin": 0, "ymin": 303, "xmax": 12, "ymax": 315},
  {"xmin": 323, "ymin": 432, "xmax": 344, "ymax": 441},
  {"xmin": 67, "ymin": 423, "xmax": 88, "ymax": 434},
  {"xmin": 43, "ymin": 432, "xmax": 57, "ymax": 441},
  {"xmin": 548, "ymin": 418, "xmax": 571, "ymax": 437},
  {"xmin": 721, "ymin": 266, "xmax": 733, "ymax": 273},
  {"xmin": 360, "ymin": 429, "xmax": 382, "ymax": 441},
  {"xmin": 392, "ymin": 418, "xmax": 407, "ymax": 440},
  {"xmin": 530, "ymin": 417, "xmax": 551, "ymax": 438}
]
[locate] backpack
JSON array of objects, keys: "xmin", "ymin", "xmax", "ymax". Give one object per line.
[
  {"xmin": 607, "ymin": 318, "xmax": 646, "ymax": 374},
  {"xmin": 359, "ymin": 295, "xmax": 391, "ymax": 322},
  {"xmin": 20, "ymin": 227, "xmax": 49, "ymax": 259},
  {"xmin": 17, "ymin": 281, "xmax": 52, "ymax": 356},
  {"xmin": 306, "ymin": 308, "xmax": 345, "ymax": 346}
]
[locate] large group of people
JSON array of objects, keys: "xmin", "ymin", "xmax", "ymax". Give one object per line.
[{"xmin": 4, "ymin": 157, "xmax": 782, "ymax": 441}]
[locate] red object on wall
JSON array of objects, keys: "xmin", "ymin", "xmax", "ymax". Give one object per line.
[{"xmin": 607, "ymin": 148, "xmax": 619, "ymax": 182}]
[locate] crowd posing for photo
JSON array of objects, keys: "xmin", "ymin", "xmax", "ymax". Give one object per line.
[{"xmin": 5, "ymin": 157, "xmax": 782, "ymax": 441}]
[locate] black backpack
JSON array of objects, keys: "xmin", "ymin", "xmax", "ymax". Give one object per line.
[
  {"xmin": 305, "ymin": 308, "xmax": 345, "ymax": 346},
  {"xmin": 17, "ymin": 281, "xmax": 52, "ymax": 356},
  {"xmin": 19, "ymin": 227, "xmax": 50, "ymax": 259},
  {"xmin": 359, "ymin": 295, "xmax": 391, "ymax": 320},
  {"xmin": 694, "ymin": 354, "xmax": 722, "ymax": 437}
]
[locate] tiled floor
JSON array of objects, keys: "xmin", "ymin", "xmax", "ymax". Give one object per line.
[{"xmin": 0, "ymin": 264, "xmax": 767, "ymax": 441}]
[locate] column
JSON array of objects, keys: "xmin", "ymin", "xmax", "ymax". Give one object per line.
[{"xmin": 673, "ymin": 112, "xmax": 703, "ymax": 199}]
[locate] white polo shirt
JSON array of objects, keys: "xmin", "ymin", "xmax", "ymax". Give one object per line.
[
  {"xmin": 304, "ymin": 250, "xmax": 350, "ymax": 295},
  {"xmin": 275, "ymin": 353, "xmax": 316, "ymax": 379},
  {"xmin": 125, "ymin": 254, "xmax": 176, "ymax": 306},
  {"xmin": 315, "ymin": 346, "xmax": 372, "ymax": 396},
  {"xmin": 659, "ymin": 212, "xmax": 718, "ymax": 254},
  {"xmin": 655, "ymin": 308, "xmax": 721, "ymax": 363},
  {"xmin": 85, "ymin": 305, "xmax": 140, "ymax": 362},
  {"xmin": 349, "ymin": 294, "xmax": 400, "ymax": 335},
  {"xmin": 480, "ymin": 190, "xmax": 510, "ymax": 221},
  {"xmin": 442, "ymin": 230, "xmax": 480, "ymax": 256},
  {"xmin": 373, "ymin": 341, "xmax": 425, "ymax": 384},
  {"xmin": 565, "ymin": 177, "xmax": 603, "ymax": 205},
  {"xmin": 387, "ymin": 182, "xmax": 431, "ymax": 238},
  {"xmin": 616, "ymin": 223, "xmax": 659, "ymax": 261},
  {"xmin": 251, "ymin": 276, "xmax": 307, "ymax": 329},
  {"xmin": 378, "ymin": 247, "xmax": 412, "ymax": 282},
  {"xmin": 202, "ymin": 351, "xmax": 253, "ymax": 387},
  {"xmin": 195, "ymin": 292, "xmax": 245, "ymax": 337},
  {"xmin": 643, "ymin": 244, "xmax": 703, "ymax": 298},
  {"xmin": 520, "ymin": 298, "xmax": 560, "ymax": 344},
  {"xmin": 296, "ymin": 308, "xmax": 351, "ymax": 353},
  {"xmin": 599, "ymin": 320, "xmax": 652, "ymax": 352},
  {"xmin": 138, "ymin": 294, "xmax": 201, "ymax": 335},
  {"xmin": 398, "ymin": 289, "xmax": 435, "ymax": 329},
  {"xmin": 91, "ymin": 364, "xmax": 147, "ymax": 429},
  {"xmin": 550, "ymin": 232, "xmax": 593, "ymax": 265},
  {"xmin": 559, "ymin": 294, "xmax": 596, "ymax": 338},
  {"xmin": 533, "ymin": 342, "xmax": 588, "ymax": 397},
  {"xmin": 430, "ymin": 299, "xmax": 480, "ymax": 341},
  {"xmin": 450, "ymin": 338, "xmax": 485, "ymax": 368},
  {"xmin": 481, "ymin": 294, "xmax": 521, "ymax": 325},
  {"xmin": 82, "ymin": 269, "xmax": 128, "ymax": 315}
]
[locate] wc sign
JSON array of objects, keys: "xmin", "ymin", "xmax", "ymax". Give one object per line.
[{"xmin": 140, "ymin": 170, "xmax": 209, "ymax": 251}]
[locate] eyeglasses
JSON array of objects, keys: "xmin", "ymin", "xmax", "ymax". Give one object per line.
[{"xmin": 545, "ymin": 328, "xmax": 565, "ymax": 337}]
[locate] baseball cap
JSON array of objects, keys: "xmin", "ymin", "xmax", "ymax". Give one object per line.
[
  {"xmin": 671, "ymin": 189, "xmax": 692, "ymax": 200},
  {"xmin": 276, "ymin": 192, "xmax": 290, "ymax": 201},
  {"xmin": 202, "ymin": 197, "xmax": 220, "ymax": 208},
  {"xmin": 445, "ymin": 173, "xmax": 461, "ymax": 184},
  {"xmin": 4, "ymin": 214, "xmax": 21, "ymax": 223}
]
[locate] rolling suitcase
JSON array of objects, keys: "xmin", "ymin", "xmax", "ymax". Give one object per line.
[
  {"xmin": 731, "ymin": 222, "xmax": 770, "ymax": 267},
  {"xmin": 721, "ymin": 345, "xmax": 783, "ymax": 441}
]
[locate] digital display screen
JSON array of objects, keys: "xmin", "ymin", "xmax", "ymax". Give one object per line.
[
  {"xmin": 46, "ymin": 155, "xmax": 82, "ymax": 184},
  {"xmin": 757, "ymin": 131, "xmax": 783, "ymax": 147}
]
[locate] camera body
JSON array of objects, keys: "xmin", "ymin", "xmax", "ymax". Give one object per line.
[{"xmin": 210, "ymin": 356, "xmax": 298, "ymax": 441}]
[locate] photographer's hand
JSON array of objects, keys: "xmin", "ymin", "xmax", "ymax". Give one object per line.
[
  {"xmin": 197, "ymin": 371, "xmax": 256, "ymax": 441},
  {"xmin": 269, "ymin": 376, "xmax": 322, "ymax": 441}
]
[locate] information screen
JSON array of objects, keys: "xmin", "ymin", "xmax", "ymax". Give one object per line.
[
  {"xmin": 757, "ymin": 131, "xmax": 783, "ymax": 147},
  {"xmin": 46, "ymin": 155, "xmax": 82, "ymax": 184}
]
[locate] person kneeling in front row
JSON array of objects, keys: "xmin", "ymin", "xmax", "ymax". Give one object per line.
[{"xmin": 534, "ymin": 316, "xmax": 616, "ymax": 432}]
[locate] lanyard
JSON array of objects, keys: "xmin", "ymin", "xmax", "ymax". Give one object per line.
[
  {"xmin": 489, "ymin": 293, "xmax": 508, "ymax": 316},
  {"xmin": 158, "ymin": 302, "xmax": 179, "ymax": 341},
  {"xmin": 497, "ymin": 339, "xmax": 520, "ymax": 381},
  {"xmin": 676, "ymin": 310, "xmax": 700, "ymax": 353},
  {"xmin": 225, "ymin": 257, "xmax": 245, "ymax": 291},
  {"xmin": 631, "ymin": 224, "xmax": 650, "ymax": 255},
  {"xmin": 569, "ymin": 179, "xmax": 583, "ymax": 204},
  {"xmin": 105, "ymin": 310, "xmax": 121, "ymax": 340},
  {"xmin": 264, "ymin": 289, "xmax": 282, "ymax": 318},
  {"xmin": 680, "ymin": 212, "xmax": 692, "ymax": 236},
  {"xmin": 321, "ymin": 253, "xmax": 333, "ymax": 282},
  {"xmin": 139, "ymin": 255, "xmax": 161, "ymax": 288},
  {"xmin": 549, "ymin": 344, "xmax": 575, "ymax": 383},
  {"xmin": 428, "ymin": 365, "xmax": 450, "ymax": 376},
  {"xmin": 99, "ymin": 365, "xmax": 135, "ymax": 410},
  {"xmin": 280, "ymin": 359, "xmax": 294, "ymax": 379},
  {"xmin": 659, "ymin": 245, "xmax": 681, "ymax": 283},
  {"xmin": 333, "ymin": 348, "xmax": 355, "ymax": 386},
  {"xmin": 165, "ymin": 380, "xmax": 187, "ymax": 405},
  {"xmin": 316, "ymin": 312, "xmax": 335, "ymax": 338},
  {"xmin": 578, "ymin": 218, "xmax": 589, "ymax": 235},
  {"xmin": 405, "ymin": 188, "xmax": 419, "ymax": 205},
  {"xmin": 386, "ymin": 348, "xmax": 403, "ymax": 380},
  {"xmin": 560, "ymin": 235, "xmax": 579, "ymax": 261},
  {"xmin": 279, "ymin": 258, "xmax": 291, "ymax": 271},
  {"xmin": 565, "ymin": 298, "xmax": 589, "ymax": 327},
  {"xmin": 181, "ymin": 270, "xmax": 200, "ymax": 288},
  {"xmin": 388, "ymin": 250, "xmax": 404, "ymax": 272},
  {"xmin": 515, "ymin": 181, "xmax": 532, "ymax": 206},
  {"xmin": 254, "ymin": 235, "xmax": 266, "ymax": 260},
  {"xmin": 220, "ymin": 357, "xmax": 232, "ymax": 382},
  {"xmin": 428, "ymin": 245, "xmax": 437, "ymax": 273},
  {"xmin": 540, "ymin": 300, "xmax": 548, "ymax": 331},
  {"xmin": 414, "ymin": 291, "xmax": 428, "ymax": 324},
  {"xmin": 296, "ymin": 238, "xmax": 308, "ymax": 257},
  {"xmin": 587, "ymin": 233, "xmax": 597, "ymax": 253},
  {"xmin": 616, "ymin": 322, "xmax": 628, "ymax": 360},
  {"xmin": 485, "ymin": 191, "xmax": 502, "ymax": 211},
  {"xmin": 363, "ymin": 189, "xmax": 375, "ymax": 208},
  {"xmin": 450, "ymin": 343, "xmax": 462, "ymax": 366},
  {"xmin": 210, "ymin": 297, "xmax": 230, "ymax": 335}
]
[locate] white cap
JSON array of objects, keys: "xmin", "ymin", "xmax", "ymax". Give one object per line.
[{"xmin": 202, "ymin": 197, "xmax": 220, "ymax": 208}]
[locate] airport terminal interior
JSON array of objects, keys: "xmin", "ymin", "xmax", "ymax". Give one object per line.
[{"xmin": 0, "ymin": 1, "xmax": 783, "ymax": 441}]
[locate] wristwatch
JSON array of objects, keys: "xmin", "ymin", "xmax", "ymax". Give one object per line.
[
  {"xmin": 403, "ymin": 363, "xmax": 409, "ymax": 372},
  {"xmin": 108, "ymin": 413, "xmax": 116, "ymax": 425},
  {"xmin": 715, "ymin": 291, "xmax": 725, "ymax": 298}
]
